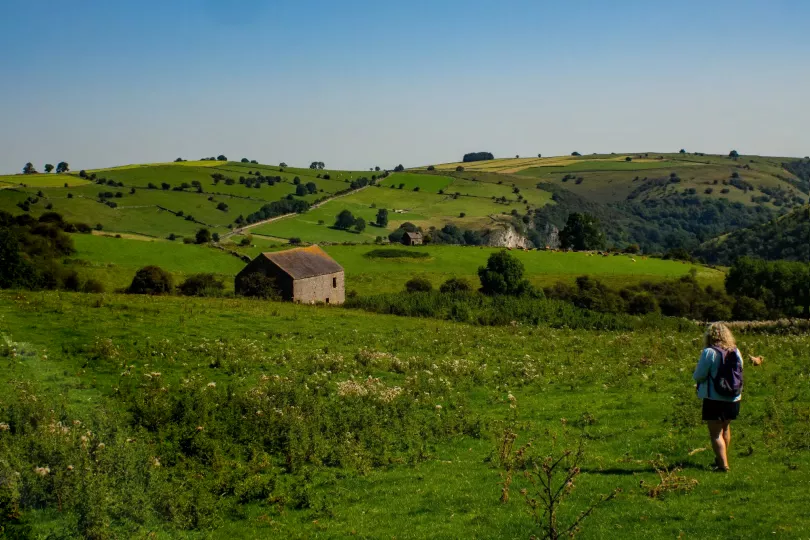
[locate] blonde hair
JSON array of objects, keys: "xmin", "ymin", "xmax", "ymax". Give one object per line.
[{"xmin": 704, "ymin": 322, "xmax": 737, "ymax": 350}]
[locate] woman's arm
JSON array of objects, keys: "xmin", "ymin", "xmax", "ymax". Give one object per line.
[{"xmin": 693, "ymin": 348, "xmax": 713, "ymax": 382}]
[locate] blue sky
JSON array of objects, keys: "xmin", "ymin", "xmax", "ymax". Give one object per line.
[{"xmin": 1, "ymin": 0, "xmax": 809, "ymax": 173}]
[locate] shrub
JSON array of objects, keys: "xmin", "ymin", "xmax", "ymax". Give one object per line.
[
  {"xmin": 179, "ymin": 273, "xmax": 225, "ymax": 297},
  {"xmin": 240, "ymin": 235, "xmax": 252, "ymax": 247},
  {"xmin": 128, "ymin": 266, "xmax": 174, "ymax": 295},
  {"xmin": 427, "ymin": 165, "xmax": 435, "ymax": 171},
  {"xmin": 289, "ymin": 237, "xmax": 302, "ymax": 245},
  {"xmin": 405, "ymin": 277, "xmax": 433, "ymax": 293},
  {"xmin": 440, "ymin": 277, "xmax": 473, "ymax": 294},
  {"xmin": 82, "ymin": 278, "xmax": 105, "ymax": 293},
  {"xmin": 455, "ymin": 166, "xmax": 464, "ymax": 172},
  {"xmin": 237, "ymin": 272, "xmax": 280, "ymax": 299},
  {"xmin": 365, "ymin": 249, "xmax": 429, "ymax": 259}
]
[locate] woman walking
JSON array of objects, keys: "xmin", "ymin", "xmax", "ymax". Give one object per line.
[{"xmin": 693, "ymin": 323, "xmax": 744, "ymax": 472}]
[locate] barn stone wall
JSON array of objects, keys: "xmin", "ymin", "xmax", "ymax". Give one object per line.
[{"xmin": 292, "ymin": 271, "xmax": 345, "ymax": 305}]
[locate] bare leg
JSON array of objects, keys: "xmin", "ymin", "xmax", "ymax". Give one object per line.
[
  {"xmin": 722, "ymin": 422, "xmax": 731, "ymax": 463},
  {"xmin": 707, "ymin": 420, "xmax": 728, "ymax": 469}
]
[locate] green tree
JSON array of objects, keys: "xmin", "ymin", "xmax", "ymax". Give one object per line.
[
  {"xmin": 478, "ymin": 251, "xmax": 535, "ymax": 296},
  {"xmin": 56, "ymin": 162, "xmax": 69, "ymax": 173},
  {"xmin": 295, "ymin": 184, "xmax": 308, "ymax": 196},
  {"xmin": 22, "ymin": 162, "xmax": 37, "ymax": 174},
  {"xmin": 354, "ymin": 217, "xmax": 366, "ymax": 232},
  {"xmin": 729, "ymin": 150, "xmax": 739, "ymax": 158},
  {"xmin": 335, "ymin": 209, "xmax": 355, "ymax": 229},
  {"xmin": 44, "ymin": 164, "xmax": 54, "ymax": 173},
  {"xmin": 376, "ymin": 208, "xmax": 389, "ymax": 227},
  {"xmin": 241, "ymin": 158, "xmax": 249, "ymax": 163},
  {"xmin": 559, "ymin": 213, "xmax": 605, "ymax": 251},
  {"xmin": 195, "ymin": 228, "xmax": 212, "ymax": 244},
  {"xmin": 279, "ymin": 162, "xmax": 288, "ymax": 168},
  {"xmin": 217, "ymin": 155, "xmax": 228, "ymax": 161}
]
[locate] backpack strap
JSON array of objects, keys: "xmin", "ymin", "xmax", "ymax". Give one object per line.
[{"xmin": 706, "ymin": 347, "xmax": 726, "ymax": 398}]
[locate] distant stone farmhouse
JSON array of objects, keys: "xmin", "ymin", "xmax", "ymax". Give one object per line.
[
  {"xmin": 235, "ymin": 245, "xmax": 345, "ymax": 304},
  {"xmin": 402, "ymin": 231, "xmax": 423, "ymax": 246}
]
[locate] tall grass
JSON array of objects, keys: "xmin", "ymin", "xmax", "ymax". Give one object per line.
[{"xmin": 345, "ymin": 291, "xmax": 693, "ymax": 331}]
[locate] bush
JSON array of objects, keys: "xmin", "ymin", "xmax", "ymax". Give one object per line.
[
  {"xmin": 237, "ymin": 272, "xmax": 280, "ymax": 299},
  {"xmin": 240, "ymin": 235, "xmax": 252, "ymax": 246},
  {"xmin": 82, "ymin": 278, "xmax": 105, "ymax": 293},
  {"xmin": 289, "ymin": 237, "xmax": 302, "ymax": 245},
  {"xmin": 128, "ymin": 266, "xmax": 174, "ymax": 295},
  {"xmin": 179, "ymin": 273, "xmax": 225, "ymax": 297},
  {"xmin": 440, "ymin": 277, "xmax": 473, "ymax": 294},
  {"xmin": 405, "ymin": 277, "xmax": 433, "ymax": 293},
  {"xmin": 365, "ymin": 249, "xmax": 429, "ymax": 259}
]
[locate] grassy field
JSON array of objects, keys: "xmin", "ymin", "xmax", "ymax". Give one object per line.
[
  {"xmin": 0, "ymin": 173, "xmax": 91, "ymax": 188},
  {"xmin": 72, "ymin": 235, "xmax": 726, "ymax": 295},
  {"xmin": 1, "ymin": 291, "xmax": 808, "ymax": 538},
  {"xmin": 69, "ymin": 233, "xmax": 246, "ymax": 291},
  {"xmin": 254, "ymin": 182, "xmax": 551, "ymax": 243}
]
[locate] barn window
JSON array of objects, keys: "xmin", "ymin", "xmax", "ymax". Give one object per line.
[{"xmin": 332, "ymin": 277, "xmax": 337, "ymax": 288}]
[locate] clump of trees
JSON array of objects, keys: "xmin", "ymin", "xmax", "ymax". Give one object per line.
[
  {"xmin": 335, "ymin": 210, "xmax": 366, "ymax": 232},
  {"xmin": 0, "ymin": 211, "xmax": 101, "ymax": 292},
  {"xmin": 309, "ymin": 161, "xmax": 325, "ymax": 170},
  {"xmin": 463, "ymin": 152, "xmax": 494, "ymax": 163},
  {"xmin": 726, "ymin": 257, "xmax": 810, "ymax": 318}
]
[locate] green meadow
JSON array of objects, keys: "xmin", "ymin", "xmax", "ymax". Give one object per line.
[{"xmin": 1, "ymin": 291, "xmax": 808, "ymax": 538}]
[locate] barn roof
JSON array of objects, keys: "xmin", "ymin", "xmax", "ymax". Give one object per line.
[
  {"xmin": 405, "ymin": 231, "xmax": 423, "ymax": 239},
  {"xmin": 259, "ymin": 245, "xmax": 343, "ymax": 280}
]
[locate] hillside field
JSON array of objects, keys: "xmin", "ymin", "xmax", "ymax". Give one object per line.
[
  {"xmin": 1, "ymin": 291, "xmax": 808, "ymax": 538},
  {"xmin": 68, "ymin": 235, "xmax": 726, "ymax": 293}
]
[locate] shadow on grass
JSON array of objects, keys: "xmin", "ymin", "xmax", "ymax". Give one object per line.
[{"xmin": 582, "ymin": 460, "xmax": 711, "ymax": 476}]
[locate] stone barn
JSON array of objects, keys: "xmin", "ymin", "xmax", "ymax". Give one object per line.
[
  {"xmin": 235, "ymin": 245, "xmax": 345, "ymax": 304},
  {"xmin": 401, "ymin": 231, "xmax": 423, "ymax": 246}
]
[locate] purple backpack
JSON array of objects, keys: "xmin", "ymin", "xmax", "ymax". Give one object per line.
[{"xmin": 709, "ymin": 347, "xmax": 743, "ymax": 398}]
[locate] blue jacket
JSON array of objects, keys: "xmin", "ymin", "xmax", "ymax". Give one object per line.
[{"xmin": 693, "ymin": 347, "xmax": 743, "ymax": 402}]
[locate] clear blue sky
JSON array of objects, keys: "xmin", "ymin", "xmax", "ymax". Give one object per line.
[{"xmin": 1, "ymin": 0, "xmax": 809, "ymax": 173}]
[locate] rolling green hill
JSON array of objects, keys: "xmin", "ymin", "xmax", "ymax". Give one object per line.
[{"xmin": 2, "ymin": 153, "xmax": 807, "ymax": 256}]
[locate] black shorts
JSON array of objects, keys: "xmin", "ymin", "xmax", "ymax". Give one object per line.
[{"xmin": 702, "ymin": 399, "xmax": 740, "ymax": 422}]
